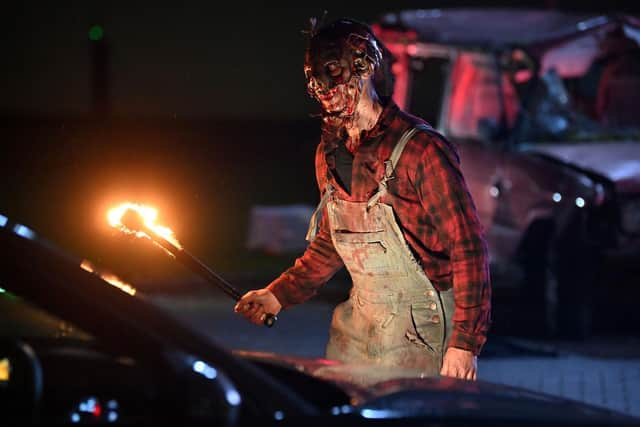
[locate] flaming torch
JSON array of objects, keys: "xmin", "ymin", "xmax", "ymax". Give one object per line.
[{"xmin": 107, "ymin": 202, "xmax": 277, "ymax": 327}]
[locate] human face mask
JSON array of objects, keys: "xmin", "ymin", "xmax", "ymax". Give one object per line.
[{"xmin": 304, "ymin": 22, "xmax": 382, "ymax": 126}]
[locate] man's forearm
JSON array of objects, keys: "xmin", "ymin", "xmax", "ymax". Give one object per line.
[
  {"xmin": 448, "ymin": 275, "xmax": 491, "ymax": 356},
  {"xmin": 267, "ymin": 227, "xmax": 343, "ymax": 308},
  {"xmin": 448, "ymin": 316, "xmax": 490, "ymax": 356},
  {"xmin": 448, "ymin": 243, "xmax": 492, "ymax": 356}
]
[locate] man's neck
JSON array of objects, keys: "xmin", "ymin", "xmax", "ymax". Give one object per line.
[{"xmin": 345, "ymin": 92, "xmax": 383, "ymax": 153}]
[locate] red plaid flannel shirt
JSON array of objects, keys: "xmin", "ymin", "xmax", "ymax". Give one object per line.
[{"xmin": 267, "ymin": 100, "xmax": 491, "ymax": 355}]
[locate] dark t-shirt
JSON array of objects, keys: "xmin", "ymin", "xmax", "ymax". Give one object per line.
[{"xmin": 333, "ymin": 142, "xmax": 354, "ymax": 194}]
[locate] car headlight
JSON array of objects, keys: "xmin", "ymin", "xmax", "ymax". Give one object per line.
[{"xmin": 620, "ymin": 197, "xmax": 640, "ymax": 234}]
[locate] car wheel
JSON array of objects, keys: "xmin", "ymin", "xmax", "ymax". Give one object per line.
[
  {"xmin": 520, "ymin": 219, "xmax": 598, "ymax": 340},
  {"xmin": 519, "ymin": 220, "xmax": 557, "ymax": 338},
  {"xmin": 552, "ymin": 220, "xmax": 600, "ymax": 340}
]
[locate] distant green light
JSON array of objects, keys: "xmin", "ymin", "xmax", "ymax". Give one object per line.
[
  {"xmin": 89, "ymin": 25, "xmax": 104, "ymax": 41},
  {"xmin": 0, "ymin": 287, "xmax": 17, "ymax": 300}
]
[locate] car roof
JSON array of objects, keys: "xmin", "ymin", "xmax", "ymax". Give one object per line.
[{"xmin": 375, "ymin": 8, "xmax": 640, "ymax": 50}]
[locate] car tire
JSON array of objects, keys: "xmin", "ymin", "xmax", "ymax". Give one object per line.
[
  {"xmin": 553, "ymin": 216, "xmax": 601, "ymax": 340},
  {"xmin": 519, "ymin": 218, "xmax": 599, "ymax": 340},
  {"xmin": 519, "ymin": 220, "xmax": 557, "ymax": 338}
]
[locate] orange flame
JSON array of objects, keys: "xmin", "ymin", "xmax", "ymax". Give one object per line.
[
  {"xmin": 80, "ymin": 259, "xmax": 137, "ymax": 296},
  {"xmin": 0, "ymin": 358, "xmax": 9, "ymax": 382},
  {"xmin": 107, "ymin": 202, "xmax": 182, "ymax": 249}
]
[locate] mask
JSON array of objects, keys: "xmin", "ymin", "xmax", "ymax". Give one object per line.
[{"xmin": 304, "ymin": 20, "xmax": 383, "ymax": 128}]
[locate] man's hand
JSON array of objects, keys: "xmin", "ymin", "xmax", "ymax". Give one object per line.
[
  {"xmin": 440, "ymin": 347, "xmax": 477, "ymax": 380},
  {"xmin": 234, "ymin": 288, "xmax": 282, "ymax": 325}
]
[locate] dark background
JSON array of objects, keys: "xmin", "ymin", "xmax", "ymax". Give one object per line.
[
  {"xmin": 2, "ymin": 1, "xmax": 639, "ymax": 288},
  {"xmin": 4, "ymin": 2, "xmax": 640, "ymax": 118}
]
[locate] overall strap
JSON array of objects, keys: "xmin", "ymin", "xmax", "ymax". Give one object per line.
[
  {"xmin": 367, "ymin": 124, "xmax": 431, "ymax": 209},
  {"xmin": 305, "ymin": 184, "xmax": 334, "ymax": 242}
]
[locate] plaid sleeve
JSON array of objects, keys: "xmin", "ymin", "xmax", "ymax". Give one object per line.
[
  {"xmin": 266, "ymin": 210, "xmax": 343, "ymax": 308},
  {"xmin": 266, "ymin": 144, "xmax": 344, "ymax": 308},
  {"xmin": 412, "ymin": 131, "xmax": 492, "ymax": 355}
]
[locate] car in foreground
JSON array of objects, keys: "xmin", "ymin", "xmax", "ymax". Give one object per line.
[
  {"xmin": 0, "ymin": 216, "xmax": 637, "ymax": 425},
  {"xmin": 372, "ymin": 9, "xmax": 640, "ymax": 338}
]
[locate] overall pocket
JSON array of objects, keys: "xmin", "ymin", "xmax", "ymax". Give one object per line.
[
  {"xmin": 354, "ymin": 292, "xmax": 396, "ymax": 330},
  {"xmin": 409, "ymin": 301, "xmax": 444, "ymax": 352},
  {"xmin": 333, "ymin": 231, "xmax": 407, "ymax": 277}
]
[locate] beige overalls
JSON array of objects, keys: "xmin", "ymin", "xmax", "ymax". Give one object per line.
[{"xmin": 307, "ymin": 125, "xmax": 454, "ymax": 378}]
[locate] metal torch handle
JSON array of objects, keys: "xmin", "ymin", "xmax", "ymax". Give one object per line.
[
  {"xmin": 262, "ymin": 313, "xmax": 277, "ymax": 328},
  {"xmin": 148, "ymin": 233, "xmax": 277, "ymax": 328},
  {"xmin": 177, "ymin": 249, "xmax": 278, "ymax": 328}
]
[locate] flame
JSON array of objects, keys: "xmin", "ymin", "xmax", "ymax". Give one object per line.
[
  {"xmin": 80, "ymin": 259, "xmax": 137, "ymax": 296},
  {"xmin": 107, "ymin": 202, "xmax": 181, "ymax": 249},
  {"xmin": 0, "ymin": 358, "xmax": 9, "ymax": 382}
]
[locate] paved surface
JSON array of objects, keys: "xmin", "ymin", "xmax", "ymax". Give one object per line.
[
  {"xmin": 479, "ymin": 356, "xmax": 640, "ymax": 417},
  {"xmin": 152, "ymin": 293, "xmax": 640, "ymax": 419}
]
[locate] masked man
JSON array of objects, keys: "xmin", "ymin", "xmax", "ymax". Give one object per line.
[{"xmin": 236, "ymin": 18, "xmax": 491, "ymax": 381}]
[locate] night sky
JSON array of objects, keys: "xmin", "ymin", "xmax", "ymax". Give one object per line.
[{"xmin": 3, "ymin": 1, "xmax": 639, "ymax": 120}]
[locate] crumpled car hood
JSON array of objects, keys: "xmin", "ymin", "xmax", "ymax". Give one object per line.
[
  {"xmin": 235, "ymin": 350, "xmax": 635, "ymax": 423},
  {"xmin": 523, "ymin": 142, "xmax": 640, "ymax": 193}
]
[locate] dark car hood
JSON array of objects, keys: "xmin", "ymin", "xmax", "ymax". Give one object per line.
[
  {"xmin": 236, "ymin": 351, "xmax": 636, "ymax": 424},
  {"xmin": 523, "ymin": 142, "xmax": 640, "ymax": 193}
]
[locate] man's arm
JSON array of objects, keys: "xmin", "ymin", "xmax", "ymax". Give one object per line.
[
  {"xmin": 266, "ymin": 209, "xmax": 344, "ymax": 308},
  {"xmin": 235, "ymin": 208, "xmax": 343, "ymax": 325},
  {"xmin": 267, "ymin": 139, "xmax": 345, "ymax": 308},
  {"xmin": 236, "ymin": 143, "xmax": 344, "ymax": 323},
  {"xmin": 412, "ymin": 131, "xmax": 492, "ymax": 356}
]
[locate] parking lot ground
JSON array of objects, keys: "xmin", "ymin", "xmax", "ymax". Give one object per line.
[
  {"xmin": 152, "ymin": 288, "xmax": 640, "ymax": 419},
  {"xmin": 478, "ymin": 355, "xmax": 640, "ymax": 418}
]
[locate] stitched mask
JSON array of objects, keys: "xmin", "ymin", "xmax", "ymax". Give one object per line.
[{"xmin": 304, "ymin": 19, "xmax": 383, "ymax": 127}]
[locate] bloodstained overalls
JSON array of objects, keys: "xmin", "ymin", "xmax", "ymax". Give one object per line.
[{"xmin": 306, "ymin": 125, "xmax": 454, "ymax": 378}]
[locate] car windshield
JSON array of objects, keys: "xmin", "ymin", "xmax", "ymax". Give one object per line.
[
  {"xmin": 0, "ymin": 288, "xmax": 93, "ymax": 341},
  {"xmin": 513, "ymin": 27, "xmax": 640, "ymax": 144}
]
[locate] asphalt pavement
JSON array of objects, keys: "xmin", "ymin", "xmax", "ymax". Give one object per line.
[{"xmin": 151, "ymin": 284, "xmax": 640, "ymax": 420}]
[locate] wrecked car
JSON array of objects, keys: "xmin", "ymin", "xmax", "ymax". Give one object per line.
[{"xmin": 373, "ymin": 9, "xmax": 640, "ymax": 338}]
